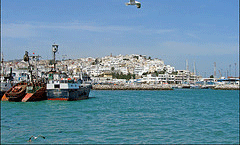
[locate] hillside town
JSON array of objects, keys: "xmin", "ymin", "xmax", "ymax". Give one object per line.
[{"xmin": 1, "ymin": 53, "xmax": 239, "ymax": 90}]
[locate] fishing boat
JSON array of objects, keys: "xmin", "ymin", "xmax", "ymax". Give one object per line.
[
  {"xmin": 20, "ymin": 51, "xmax": 47, "ymax": 102},
  {"xmin": 46, "ymin": 44, "xmax": 91, "ymax": 101},
  {"xmin": 2, "ymin": 51, "xmax": 47, "ymax": 102},
  {"xmin": 0, "ymin": 76, "xmax": 15, "ymax": 99},
  {"xmin": 21, "ymin": 82, "xmax": 47, "ymax": 102},
  {"xmin": 0, "ymin": 59, "xmax": 16, "ymax": 99},
  {"xmin": 46, "ymin": 71, "xmax": 91, "ymax": 101},
  {"xmin": 1, "ymin": 82, "xmax": 28, "ymax": 102},
  {"xmin": 2, "ymin": 81, "xmax": 47, "ymax": 102}
]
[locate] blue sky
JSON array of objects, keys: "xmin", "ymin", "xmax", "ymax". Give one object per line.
[{"xmin": 1, "ymin": 0, "xmax": 239, "ymax": 77}]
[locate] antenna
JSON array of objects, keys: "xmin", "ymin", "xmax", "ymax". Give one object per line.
[
  {"xmin": 229, "ymin": 64, "xmax": 231, "ymax": 77},
  {"xmin": 186, "ymin": 59, "xmax": 188, "ymax": 71},
  {"xmin": 193, "ymin": 61, "xmax": 196, "ymax": 75},
  {"xmin": 218, "ymin": 70, "xmax": 222, "ymax": 78}
]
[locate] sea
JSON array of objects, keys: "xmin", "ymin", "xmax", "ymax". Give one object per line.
[{"xmin": 1, "ymin": 89, "xmax": 239, "ymax": 144}]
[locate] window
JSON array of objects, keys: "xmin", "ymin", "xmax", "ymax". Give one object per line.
[{"xmin": 54, "ymin": 84, "xmax": 60, "ymax": 88}]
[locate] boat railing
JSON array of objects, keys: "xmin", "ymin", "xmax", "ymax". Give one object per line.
[{"xmin": 48, "ymin": 79, "xmax": 79, "ymax": 84}]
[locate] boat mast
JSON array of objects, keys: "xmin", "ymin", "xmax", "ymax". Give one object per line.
[
  {"xmin": 193, "ymin": 61, "xmax": 196, "ymax": 83},
  {"xmin": 0, "ymin": 53, "xmax": 2, "ymax": 92},
  {"xmin": 32, "ymin": 54, "xmax": 41, "ymax": 83},
  {"xmin": 24, "ymin": 51, "xmax": 34, "ymax": 85},
  {"xmin": 52, "ymin": 44, "xmax": 59, "ymax": 71},
  {"xmin": 1, "ymin": 53, "xmax": 4, "ymax": 77}
]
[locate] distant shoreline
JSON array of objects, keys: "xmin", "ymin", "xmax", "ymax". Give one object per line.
[
  {"xmin": 92, "ymin": 84, "xmax": 239, "ymax": 90},
  {"xmin": 92, "ymin": 84, "xmax": 173, "ymax": 90}
]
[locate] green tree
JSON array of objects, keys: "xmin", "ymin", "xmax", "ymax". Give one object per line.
[
  {"xmin": 171, "ymin": 71, "xmax": 178, "ymax": 75},
  {"xmin": 111, "ymin": 67, "xmax": 115, "ymax": 72},
  {"xmin": 95, "ymin": 58, "xmax": 99, "ymax": 64},
  {"xmin": 132, "ymin": 74, "xmax": 136, "ymax": 79}
]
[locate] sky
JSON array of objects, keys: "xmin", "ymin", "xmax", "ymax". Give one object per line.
[{"xmin": 1, "ymin": 0, "xmax": 239, "ymax": 78}]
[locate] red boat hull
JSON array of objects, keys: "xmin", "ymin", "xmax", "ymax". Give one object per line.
[
  {"xmin": 1, "ymin": 82, "xmax": 27, "ymax": 102},
  {"xmin": 22, "ymin": 85, "xmax": 47, "ymax": 102}
]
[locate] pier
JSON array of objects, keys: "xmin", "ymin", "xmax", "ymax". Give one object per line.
[
  {"xmin": 92, "ymin": 83, "xmax": 239, "ymax": 90},
  {"xmin": 213, "ymin": 84, "xmax": 239, "ymax": 90},
  {"xmin": 93, "ymin": 84, "xmax": 173, "ymax": 90}
]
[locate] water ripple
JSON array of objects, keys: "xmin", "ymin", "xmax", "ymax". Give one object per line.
[{"xmin": 1, "ymin": 90, "xmax": 239, "ymax": 144}]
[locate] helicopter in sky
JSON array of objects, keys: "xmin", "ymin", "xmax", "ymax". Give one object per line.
[{"xmin": 125, "ymin": 0, "xmax": 141, "ymax": 8}]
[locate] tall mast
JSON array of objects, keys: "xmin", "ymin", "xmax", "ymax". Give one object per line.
[
  {"xmin": 229, "ymin": 64, "xmax": 231, "ymax": 77},
  {"xmin": 1, "ymin": 53, "xmax": 3, "ymax": 76},
  {"xmin": 193, "ymin": 61, "xmax": 196, "ymax": 83},
  {"xmin": 24, "ymin": 51, "xmax": 33, "ymax": 84},
  {"xmin": 52, "ymin": 44, "xmax": 59, "ymax": 71}
]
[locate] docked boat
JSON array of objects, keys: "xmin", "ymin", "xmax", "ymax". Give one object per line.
[
  {"xmin": 46, "ymin": 44, "xmax": 91, "ymax": 101},
  {"xmin": 0, "ymin": 78, "xmax": 15, "ymax": 99},
  {"xmin": 1, "ymin": 82, "xmax": 28, "ymax": 102},
  {"xmin": 190, "ymin": 84, "xmax": 201, "ymax": 89},
  {"xmin": 2, "ymin": 81, "xmax": 47, "ymax": 102},
  {"xmin": 0, "ymin": 65, "xmax": 16, "ymax": 98},
  {"xmin": 46, "ymin": 71, "xmax": 91, "ymax": 101},
  {"xmin": 20, "ymin": 51, "xmax": 47, "ymax": 102},
  {"xmin": 182, "ymin": 84, "xmax": 191, "ymax": 89},
  {"xmin": 2, "ymin": 51, "xmax": 47, "ymax": 102},
  {"xmin": 21, "ymin": 82, "xmax": 47, "ymax": 102},
  {"xmin": 200, "ymin": 85, "xmax": 209, "ymax": 89}
]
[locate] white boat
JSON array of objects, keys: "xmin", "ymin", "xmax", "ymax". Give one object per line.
[{"xmin": 46, "ymin": 71, "xmax": 92, "ymax": 101}]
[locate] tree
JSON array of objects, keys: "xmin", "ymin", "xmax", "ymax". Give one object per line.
[
  {"xmin": 210, "ymin": 75, "xmax": 214, "ymax": 78},
  {"xmin": 133, "ymin": 74, "xmax": 136, "ymax": 79},
  {"xmin": 126, "ymin": 73, "xmax": 131, "ymax": 80},
  {"xmin": 111, "ymin": 67, "xmax": 115, "ymax": 72},
  {"xmin": 142, "ymin": 72, "xmax": 148, "ymax": 75},
  {"xmin": 95, "ymin": 58, "xmax": 99, "ymax": 64},
  {"xmin": 170, "ymin": 71, "xmax": 178, "ymax": 75}
]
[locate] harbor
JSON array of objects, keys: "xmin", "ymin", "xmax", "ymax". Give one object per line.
[
  {"xmin": 1, "ymin": 43, "xmax": 239, "ymax": 99},
  {"xmin": 1, "ymin": 44, "xmax": 92, "ymax": 102},
  {"xmin": 1, "ymin": 0, "xmax": 239, "ymax": 144},
  {"xmin": 1, "ymin": 47, "xmax": 239, "ymax": 99}
]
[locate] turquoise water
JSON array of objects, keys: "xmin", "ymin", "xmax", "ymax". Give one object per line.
[{"xmin": 1, "ymin": 89, "xmax": 239, "ymax": 144}]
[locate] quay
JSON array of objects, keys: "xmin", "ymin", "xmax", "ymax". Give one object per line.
[
  {"xmin": 92, "ymin": 83, "xmax": 239, "ymax": 90},
  {"xmin": 92, "ymin": 84, "xmax": 173, "ymax": 90},
  {"xmin": 213, "ymin": 84, "xmax": 239, "ymax": 90}
]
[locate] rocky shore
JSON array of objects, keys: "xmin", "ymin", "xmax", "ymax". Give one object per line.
[
  {"xmin": 92, "ymin": 84, "xmax": 173, "ymax": 90},
  {"xmin": 92, "ymin": 84, "xmax": 239, "ymax": 90},
  {"xmin": 213, "ymin": 84, "xmax": 239, "ymax": 90}
]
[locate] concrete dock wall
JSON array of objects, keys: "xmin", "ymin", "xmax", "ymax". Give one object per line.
[
  {"xmin": 213, "ymin": 84, "xmax": 239, "ymax": 90},
  {"xmin": 92, "ymin": 84, "xmax": 173, "ymax": 90}
]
